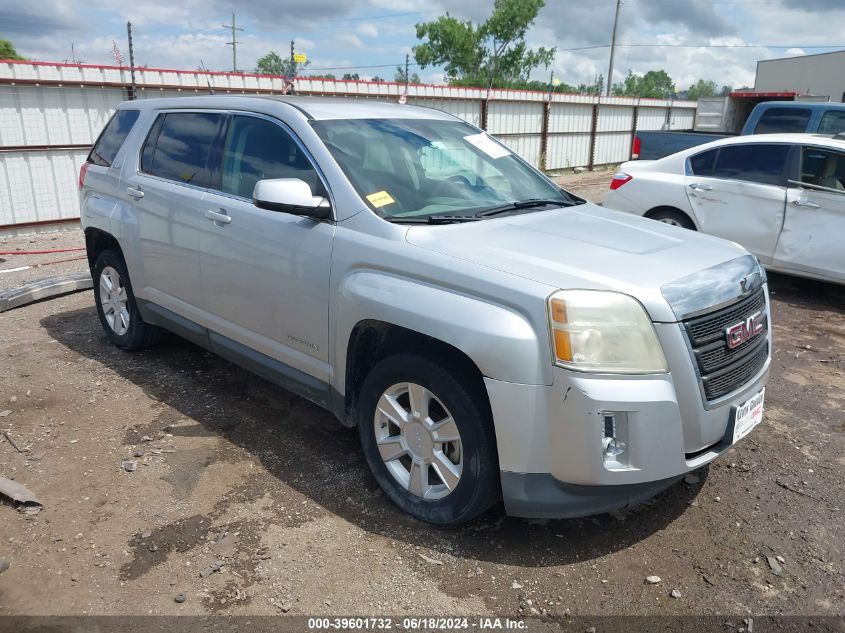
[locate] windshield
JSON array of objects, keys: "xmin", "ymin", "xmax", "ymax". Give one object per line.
[{"xmin": 311, "ymin": 118, "xmax": 575, "ymax": 221}]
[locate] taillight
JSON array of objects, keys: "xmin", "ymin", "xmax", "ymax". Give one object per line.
[
  {"xmin": 609, "ymin": 172, "xmax": 633, "ymax": 190},
  {"xmin": 78, "ymin": 162, "xmax": 90, "ymax": 190},
  {"xmin": 632, "ymin": 135, "xmax": 641, "ymax": 159}
]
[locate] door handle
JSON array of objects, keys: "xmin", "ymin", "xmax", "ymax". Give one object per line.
[
  {"xmin": 126, "ymin": 186, "xmax": 144, "ymax": 199},
  {"xmin": 205, "ymin": 209, "xmax": 232, "ymax": 225},
  {"xmin": 791, "ymin": 199, "xmax": 821, "ymax": 209},
  {"xmin": 688, "ymin": 183, "xmax": 713, "ymax": 192}
]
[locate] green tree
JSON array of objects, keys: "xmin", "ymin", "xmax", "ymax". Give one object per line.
[
  {"xmin": 720, "ymin": 84, "xmax": 733, "ymax": 97},
  {"xmin": 255, "ymin": 51, "xmax": 308, "ymax": 77},
  {"xmin": 686, "ymin": 78, "xmax": 718, "ymax": 101},
  {"xmin": 612, "ymin": 69, "xmax": 675, "ymax": 99},
  {"xmin": 341, "ymin": 72, "xmax": 361, "ymax": 81},
  {"xmin": 371, "ymin": 75, "xmax": 385, "ymax": 82},
  {"xmin": 308, "ymin": 73, "xmax": 336, "ymax": 80},
  {"xmin": 576, "ymin": 74, "xmax": 604, "ymax": 95},
  {"xmin": 394, "ymin": 66, "xmax": 421, "ymax": 84},
  {"xmin": 0, "ymin": 40, "xmax": 25, "ymax": 60},
  {"xmin": 413, "ymin": 0, "xmax": 555, "ymax": 89}
]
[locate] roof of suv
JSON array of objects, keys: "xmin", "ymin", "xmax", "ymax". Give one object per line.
[{"xmin": 122, "ymin": 95, "xmax": 459, "ymax": 122}]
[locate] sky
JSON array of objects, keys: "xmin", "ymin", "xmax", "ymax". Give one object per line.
[{"xmin": 2, "ymin": 0, "xmax": 845, "ymax": 91}]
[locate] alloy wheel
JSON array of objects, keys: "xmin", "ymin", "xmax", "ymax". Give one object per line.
[
  {"xmin": 99, "ymin": 266, "xmax": 130, "ymax": 336},
  {"xmin": 373, "ymin": 382, "xmax": 463, "ymax": 500}
]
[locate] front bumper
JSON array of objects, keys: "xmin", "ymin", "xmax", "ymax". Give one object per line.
[
  {"xmin": 501, "ymin": 472, "xmax": 682, "ymax": 519},
  {"xmin": 486, "ymin": 318, "xmax": 771, "ymax": 519}
]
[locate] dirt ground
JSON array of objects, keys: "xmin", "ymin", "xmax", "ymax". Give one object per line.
[{"xmin": 0, "ymin": 174, "xmax": 843, "ymax": 623}]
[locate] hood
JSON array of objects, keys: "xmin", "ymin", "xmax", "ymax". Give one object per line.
[{"xmin": 405, "ymin": 203, "xmax": 754, "ymax": 322}]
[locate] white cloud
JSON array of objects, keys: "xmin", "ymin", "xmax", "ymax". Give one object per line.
[
  {"xmin": 335, "ymin": 33, "xmax": 365, "ymax": 49},
  {"xmin": 357, "ymin": 23, "xmax": 379, "ymax": 39}
]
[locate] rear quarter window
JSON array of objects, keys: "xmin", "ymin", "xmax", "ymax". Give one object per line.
[
  {"xmin": 753, "ymin": 107, "xmax": 811, "ymax": 134},
  {"xmin": 88, "ymin": 110, "xmax": 140, "ymax": 167},
  {"xmin": 689, "ymin": 148, "xmax": 718, "ymax": 176}
]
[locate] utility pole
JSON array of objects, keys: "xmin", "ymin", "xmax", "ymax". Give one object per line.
[
  {"xmin": 126, "ymin": 22, "xmax": 137, "ymax": 101},
  {"xmin": 289, "ymin": 40, "xmax": 296, "ymax": 95},
  {"xmin": 606, "ymin": 0, "xmax": 621, "ymax": 97},
  {"xmin": 223, "ymin": 13, "xmax": 243, "ymax": 73},
  {"xmin": 404, "ymin": 53, "xmax": 410, "ymax": 93}
]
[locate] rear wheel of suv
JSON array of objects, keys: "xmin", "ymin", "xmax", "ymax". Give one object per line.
[
  {"xmin": 647, "ymin": 208, "xmax": 696, "ymax": 230},
  {"xmin": 357, "ymin": 354, "xmax": 500, "ymax": 525},
  {"xmin": 93, "ymin": 249, "xmax": 161, "ymax": 350}
]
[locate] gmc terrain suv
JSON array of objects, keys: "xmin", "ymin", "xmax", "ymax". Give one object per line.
[{"xmin": 80, "ymin": 96, "xmax": 771, "ymax": 525}]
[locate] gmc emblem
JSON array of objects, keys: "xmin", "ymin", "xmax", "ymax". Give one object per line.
[{"xmin": 725, "ymin": 311, "xmax": 765, "ymax": 349}]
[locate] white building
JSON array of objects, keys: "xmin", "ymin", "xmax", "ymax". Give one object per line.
[{"xmin": 755, "ymin": 50, "xmax": 845, "ymax": 102}]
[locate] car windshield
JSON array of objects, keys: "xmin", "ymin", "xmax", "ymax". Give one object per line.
[{"xmin": 311, "ymin": 118, "xmax": 576, "ymax": 221}]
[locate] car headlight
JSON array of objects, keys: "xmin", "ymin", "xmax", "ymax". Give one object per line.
[{"xmin": 548, "ymin": 290, "xmax": 668, "ymax": 374}]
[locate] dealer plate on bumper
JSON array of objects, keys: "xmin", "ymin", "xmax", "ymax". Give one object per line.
[{"xmin": 732, "ymin": 388, "xmax": 765, "ymax": 444}]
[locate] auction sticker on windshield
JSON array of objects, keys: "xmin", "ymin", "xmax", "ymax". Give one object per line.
[
  {"xmin": 464, "ymin": 132, "xmax": 511, "ymax": 159},
  {"xmin": 366, "ymin": 191, "xmax": 396, "ymax": 208},
  {"xmin": 733, "ymin": 388, "xmax": 765, "ymax": 444}
]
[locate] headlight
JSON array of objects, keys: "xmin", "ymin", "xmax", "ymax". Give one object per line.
[{"xmin": 548, "ymin": 290, "xmax": 668, "ymax": 374}]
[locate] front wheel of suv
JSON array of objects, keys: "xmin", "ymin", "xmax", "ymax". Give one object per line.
[
  {"xmin": 357, "ymin": 354, "xmax": 500, "ymax": 525},
  {"xmin": 92, "ymin": 249, "xmax": 161, "ymax": 351}
]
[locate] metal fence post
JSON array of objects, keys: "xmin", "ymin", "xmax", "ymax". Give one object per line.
[
  {"xmin": 588, "ymin": 103, "xmax": 599, "ymax": 171},
  {"xmin": 630, "ymin": 104, "xmax": 639, "ymax": 160},
  {"xmin": 480, "ymin": 98, "xmax": 489, "ymax": 131},
  {"xmin": 540, "ymin": 100, "xmax": 551, "ymax": 172}
]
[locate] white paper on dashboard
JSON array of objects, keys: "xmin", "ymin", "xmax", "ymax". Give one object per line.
[{"xmin": 463, "ymin": 132, "xmax": 511, "ymax": 159}]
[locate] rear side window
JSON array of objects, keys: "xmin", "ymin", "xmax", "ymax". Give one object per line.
[
  {"xmin": 712, "ymin": 144, "xmax": 790, "ymax": 186},
  {"xmin": 140, "ymin": 112, "xmax": 223, "ymax": 187},
  {"xmin": 818, "ymin": 111, "xmax": 845, "ymax": 135},
  {"xmin": 88, "ymin": 110, "xmax": 140, "ymax": 167},
  {"xmin": 753, "ymin": 107, "xmax": 811, "ymax": 134},
  {"xmin": 689, "ymin": 148, "xmax": 718, "ymax": 176}
]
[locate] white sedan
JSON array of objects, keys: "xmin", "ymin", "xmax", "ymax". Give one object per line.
[{"xmin": 603, "ymin": 133, "xmax": 845, "ymax": 285}]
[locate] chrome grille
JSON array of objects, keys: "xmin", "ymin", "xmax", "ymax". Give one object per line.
[{"xmin": 683, "ymin": 289, "xmax": 769, "ymax": 401}]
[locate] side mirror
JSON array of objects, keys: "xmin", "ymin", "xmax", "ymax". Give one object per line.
[{"xmin": 253, "ymin": 178, "xmax": 331, "ymax": 220}]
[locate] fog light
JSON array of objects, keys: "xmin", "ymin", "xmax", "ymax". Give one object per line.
[{"xmin": 601, "ymin": 412, "xmax": 629, "ymax": 469}]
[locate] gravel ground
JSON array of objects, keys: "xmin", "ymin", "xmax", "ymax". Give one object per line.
[
  {"xmin": 0, "ymin": 229, "xmax": 87, "ymax": 292},
  {"xmin": 0, "ymin": 177, "xmax": 843, "ymax": 624}
]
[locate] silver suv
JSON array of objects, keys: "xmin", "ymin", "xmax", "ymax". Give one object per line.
[{"xmin": 80, "ymin": 96, "xmax": 771, "ymax": 525}]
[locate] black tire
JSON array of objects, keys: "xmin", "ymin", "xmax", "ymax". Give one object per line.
[
  {"xmin": 92, "ymin": 249, "xmax": 161, "ymax": 351},
  {"xmin": 357, "ymin": 353, "xmax": 500, "ymax": 525},
  {"xmin": 647, "ymin": 208, "xmax": 696, "ymax": 230}
]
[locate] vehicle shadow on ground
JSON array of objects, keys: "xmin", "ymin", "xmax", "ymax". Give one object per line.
[
  {"xmin": 41, "ymin": 305, "xmax": 705, "ymax": 568},
  {"xmin": 766, "ymin": 272, "xmax": 845, "ymax": 314}
]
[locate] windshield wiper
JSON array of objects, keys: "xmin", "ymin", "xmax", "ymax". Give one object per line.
[
  {"xmin": 474, "ymin": 198, "xmax": 579, "ymax": 218},
  {"xmin": 384, "ymin": 215, "xmax": 481, "ymax": 225}
]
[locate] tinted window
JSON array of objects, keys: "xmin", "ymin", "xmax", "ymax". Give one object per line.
[
  {"xmin": 88, "ymin": 110, "xmax": 140, "ymax": 167},
  {"xmin": 142, "ymin": 112, "xmax": 222, "ymax": 187},
  {"xmin": 712, "ymin": 144, "xmax": 790, "ymax": 186},
  {"xmin": 753, "ymin": 107, "xmax": 811, "ymax": 134},
  {"xmin": 689, "ymin": 148, "xmax": 717, "ymax": 176},
  {"xmin": 800, "ymin": 147, "xmax": 845, "ymax": 192},
  {"xmin": 818, "ymin": 110, "xmax": 845, "ymax": 135},
  {"xmin": 218, "ymin": 115, "xmax": 323, "ymax": 199}
]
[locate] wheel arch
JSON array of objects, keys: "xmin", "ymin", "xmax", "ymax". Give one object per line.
[
  {"xmin": 644, "ymin": 205, "xmax": 699, "ymax": 230},
  {"xmin": 342, "ymin": 319, "xmax": 493, "ymax": 429},
  {"xmin": 84, "ymin": 227, "xmax": 123, "ymax": 272},
  {"xmin": 333, "ymin": 273, "xmax": 548, "ymax": 424}
]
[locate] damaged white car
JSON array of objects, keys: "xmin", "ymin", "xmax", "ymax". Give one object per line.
[{"xmin": 604, "ymin": 133, "xmax": 845, "ymax": 285}]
